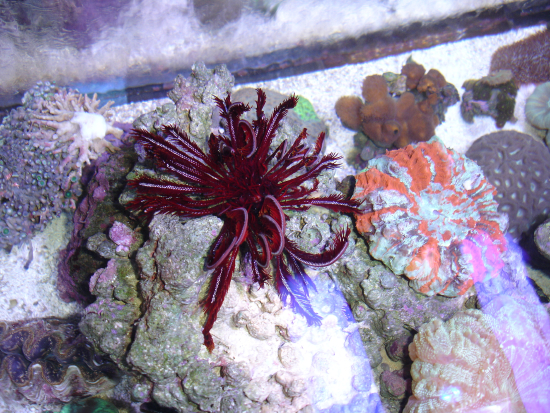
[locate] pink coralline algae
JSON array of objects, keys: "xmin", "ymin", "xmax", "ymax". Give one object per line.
[{"xmin": 353, "ymin": 137, "xmax": 508, "ymax": 296}]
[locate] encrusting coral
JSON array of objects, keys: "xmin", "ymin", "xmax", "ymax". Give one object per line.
[
  {"xmin": 0, "ymin": 82, "xmax": 124, "ymax": 250},
  {"xmin": 335, "ymin": 61, "xmax": 458, "ymax": 150},
  {"xmin": 353, "ymin": 137, "xmax": 508, "ymax": 296},
  {"xmin": 490, "ymin": 27, "xmax": 550, "ymax": 85},
  {"xmin": 0, "ymin": 317, "xmax": 119, "ymax": 404}
]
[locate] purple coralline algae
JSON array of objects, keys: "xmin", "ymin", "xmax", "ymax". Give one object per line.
[
  {"xmin": 0, "ymin": 317, "xmax": 119, "ymax": 405},
  {"xmin": 0, "ymin": 81, "xmax": 123, "ymax": 250},
  {"xmin": 78, "ymin": 201, "xmax": 382, "ymax": 411},
  {"xmin": 57, "ymin": 140, "xmax": 136, "ymax": 304},
  {"xmin": 80, "ymin": 242, "xmax": 142, "ymax": 366},
  {"xmin": 353, "ymin": 137, "xmax": 508, "ymax": 297}
]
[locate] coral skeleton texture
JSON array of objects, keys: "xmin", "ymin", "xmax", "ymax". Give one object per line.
[{"xmin": 353, "ymin": 137, "xmax": 507, "ymax": 296}]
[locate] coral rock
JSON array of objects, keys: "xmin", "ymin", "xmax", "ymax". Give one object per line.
[
  {"xmin": 353, "ymin": 137, "xmax": 508, "ymax": 296},
  {"xmin": 535, "ymin": 218, "xmax": 550, "ymax": 261},
  {"xmin": 460, "ymin": 70, "xmax": 518, "ymax": 128},
  {"xmin": 135, "ymin": 62, "xmax": 234, "ymax": 144}
]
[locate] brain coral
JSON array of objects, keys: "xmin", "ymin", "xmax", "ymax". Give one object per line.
[
  {"xmin": 353, "ymin": 137, "xmax": 508, "ymax": 296},
  {"xmin": 465, "ymin": 130, "xmax": 550, "ymax": 239},
  {"xmin": 404, "ymin": 309, "xmax": 525, "ymax": 413}
]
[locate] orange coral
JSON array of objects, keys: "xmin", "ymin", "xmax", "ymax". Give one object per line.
[{"xmin": 353, "ymin": 138, "xmax": 508, "ymax": 296}]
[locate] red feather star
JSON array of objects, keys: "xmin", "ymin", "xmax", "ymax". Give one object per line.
[{"xmin": 127, "ymin": 89, "xmax": 362, "ymax": 351}]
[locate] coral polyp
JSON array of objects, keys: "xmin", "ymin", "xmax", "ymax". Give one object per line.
[
  {"xmin": 127, "ymin": 89, "xmax": 362, "ymax": 351},
  {"xmin": 31, "ymin": 88, "xmax": 123, "ymax": 168},
  {"xmin": 353, "ymin": 137, "xmax": 508, "ymax": 296}
]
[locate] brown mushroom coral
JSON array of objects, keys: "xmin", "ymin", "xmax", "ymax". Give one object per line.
[
  {"xmin": 394, "ymin": 92, "xmax": 435, "ymax": 147},
  {"xmin": 362, "ymin": 74, "xmax": 390, "ymax": 101},
  {"xmin": 335, "ymin": 95, "xmax": 363, "ymax": 130},
  {"xmin": 417, "ymin": 68, "xmax": 446, "ymax": 94},
  {"xmin": 360, "ymin": 77, "xmax": 402, "ymax": 148},
  {"xmin": 401, "ymin": 62, "xmax": 426, "ymax": 90},
  {"xmin": 335, "ymin": 63, "xmax": 456, "ymax": 151}
]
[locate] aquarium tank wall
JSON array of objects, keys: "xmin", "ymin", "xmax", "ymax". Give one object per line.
[{"xmin": 1, "ymin": 1, "xmax": 550, "ymax": 413}]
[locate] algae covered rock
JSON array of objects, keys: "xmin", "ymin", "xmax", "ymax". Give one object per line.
[
  {"xmin": 231, "ymin": 87, "xmax": 328, "ymax": 151},
  {"xmin": 134, "ymin": 62, "xmax": 234, "ymax": 146},
  {"xmin": 79, "ymin": 255, "xmax": 142, "ymax": 365},
  {"xmin": 60, "ymin": 398, "xmax": 119, "ymax": 413}
]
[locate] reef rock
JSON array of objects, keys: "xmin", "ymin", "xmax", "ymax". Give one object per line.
[
  {"xmin": 133, "ymin": 61, "xmax": 234, "ymax": 146},
  {"xmin": 460, "ymin": 70, "xmax": 518, "ymax": 128},
  {"xmin": 57, "ymin": 141, "xmax": 137, "ymax": 304},
  {"xmin": 535, "ymin": 218, "xmax": 550, "ymax": 261},
  {"xmin": 79, "ymin": 200, "xmax": 382, "ymax": 411}
]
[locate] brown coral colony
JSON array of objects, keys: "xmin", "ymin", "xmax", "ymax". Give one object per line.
[{"xmin": 335, "ymin": 62, "xmax": 446, "ymax": 148}]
